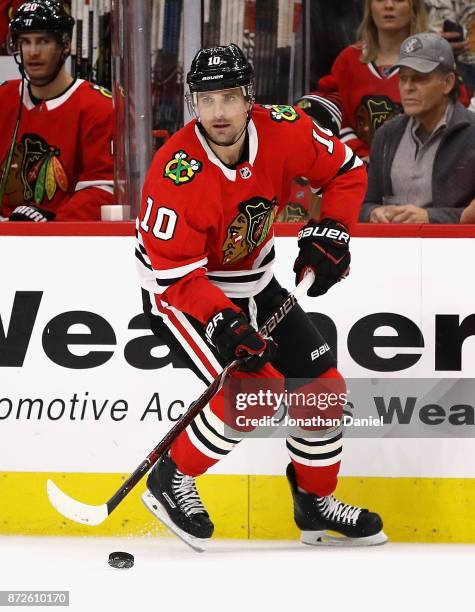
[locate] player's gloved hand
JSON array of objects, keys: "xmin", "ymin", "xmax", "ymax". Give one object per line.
[
  {"xmin": 294, "ymin": 217, "xmax": 350, "ymax": 297},
  {"xmin": 9, "ymin": 204, "xmax": 55, "ymax": 222},
  {"xmin": 205, "ymin": 308, "xmax": 276, "ymax": 372}
]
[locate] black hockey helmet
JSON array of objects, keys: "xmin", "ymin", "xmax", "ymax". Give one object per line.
[
  {"xmin": 187, "ymin": 43, "xmax": 254, "ymax": 94},
  {"xmin": 9, "ymin": 0, "xmax": 75, "ymax": 45},
  {"xmin": 8, "ymin": 1, "xmax": 75, "ymax": 84}
]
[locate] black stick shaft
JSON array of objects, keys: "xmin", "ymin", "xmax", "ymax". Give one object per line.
[{"xmin": 106, "ymin": 360, "xmax": 240, "ymax": 514}]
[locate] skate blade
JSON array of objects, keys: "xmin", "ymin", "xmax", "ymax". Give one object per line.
[
  {"xmin": 141, "ymin": 490, "xmax": 208, "ymax": 553},
  {"xmin": 301, "ymin": 529, "xmax": 388, "ymax": 547}
]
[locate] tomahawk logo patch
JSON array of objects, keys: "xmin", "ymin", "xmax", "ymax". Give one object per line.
[
  {"xmin": 264, "ymin": 105, "xmax": 300, "ymax": 122},
  {"xmin": 90, "ymin": 84, "xmax": 113, "ymax": 98},
  {"xmin": 164, "ymin": 150, "xmax": 202, "ymax": 186}
]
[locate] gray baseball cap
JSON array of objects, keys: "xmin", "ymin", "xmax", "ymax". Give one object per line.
[{"xmin": 395, "ymin": 33, "xmax": 456, "ymax": 73}]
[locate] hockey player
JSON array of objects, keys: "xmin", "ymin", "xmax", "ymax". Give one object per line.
[
  {"xmin": 136, "ymin": 43, "xmax": 387, "ymax": 551},
  {"xmin": 0, "ymin": 0, "xmax": 114, "ymax": 221}
]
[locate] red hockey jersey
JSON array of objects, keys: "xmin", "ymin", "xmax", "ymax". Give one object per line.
[
  {"xmin": 0, "ymin": 78, "xmax": 114, "ymax": 220},
  {"xmin": 136, "ymin": 104, "xmax": 367, "ymax": 324},
  {"xmin": 320, "ymin": 45, "xmax": 402, "ymax": 159}
]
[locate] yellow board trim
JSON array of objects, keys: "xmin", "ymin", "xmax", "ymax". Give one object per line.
[{"xmin": 2, "ymin": 472, "xmax": 475, "ymax": 542}]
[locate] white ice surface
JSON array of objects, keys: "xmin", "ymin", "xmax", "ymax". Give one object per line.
[{"xmin": 0, "ymin": 536, "xmax": 474, "ymax": 612}]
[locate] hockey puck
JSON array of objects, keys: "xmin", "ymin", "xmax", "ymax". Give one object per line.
[{"xmin": 108, "ymin": 551, "xmax": 134, "ymax": 569}]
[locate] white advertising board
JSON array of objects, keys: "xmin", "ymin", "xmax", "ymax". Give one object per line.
[{"xmin": 1, "ymin": 236, "xmax": 475, "ymax": 476}]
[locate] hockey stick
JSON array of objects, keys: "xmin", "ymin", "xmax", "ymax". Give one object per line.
[
  {"xmin": 47, "ymin": 270, "xmax": 315, "ymax": 526},
  {"xmin": 0, "ymin": 77, "xmax": 25, "ymax": 213}
]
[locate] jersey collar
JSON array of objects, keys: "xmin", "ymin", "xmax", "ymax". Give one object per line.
[
  {"xmin": 194, "ymin": 118, "xmax": 258, "ymax": 181},
  {"xmin": 21, "ymin": 78, "xmax": 84, "ymax": 111},
  {"xmin": 367, "ymin": 62, "xmax": 399, "ymax": 80}
]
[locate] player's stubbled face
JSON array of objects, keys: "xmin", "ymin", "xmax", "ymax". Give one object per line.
[
  {"xmin": 197, "ymin": 88, "xmax": 250, "ymax": 146},
  {"xmin": 18, "ymin": 32, "xmax": 64, "ymax": 84}
]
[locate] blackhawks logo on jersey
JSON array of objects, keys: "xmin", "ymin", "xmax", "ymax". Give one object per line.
[
  {"xmin": 222, "ymin": 196, "xmax": 277, "ymax": 265},
  {"xmin": 164, "ymin": 150, "xmax": 202, "ymax": 186},
  {"xmin": 264, "ymin": 105, "xmax": 300, "ymax": 123},
  {"xmin": 0, "ymin": 133, "xmax": 68, "ymax": 207},
  {"xmin": 355, "ymin": 95, "xmax": 402, "ymax": 146}
]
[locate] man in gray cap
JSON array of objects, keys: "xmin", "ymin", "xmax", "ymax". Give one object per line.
[{"xmin": 361, "ymin": 32, "xmax": 475, "ymax": 223}]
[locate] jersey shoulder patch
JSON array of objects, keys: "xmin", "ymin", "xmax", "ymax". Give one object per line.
[
  {"xmin": 163, "ymin": 150, "xmax": 202, "ymax": 186},
  {"xmin": 263, "ymin": 104, "xmax": 300, "ymax": 123},
  {"xmin": 89, "ymin": 83, "xmax": 113, "ymax": 99}
]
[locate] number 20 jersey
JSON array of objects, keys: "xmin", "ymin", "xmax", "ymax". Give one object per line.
[{"xmin": 136, "ymin": 104, "xmax": 367, "ymax": 324}]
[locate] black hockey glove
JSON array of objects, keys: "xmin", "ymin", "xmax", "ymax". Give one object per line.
[
  {"xmin": 9, "ymin": 205, "xmax": 55, "ymax": 222},
  {"xmin": 294, "ymin": 218, "xmax": 350, "ymax": 297},
  {"xmin": 206, "ymin": 308, "xmax": 276, "ymax": 373}
]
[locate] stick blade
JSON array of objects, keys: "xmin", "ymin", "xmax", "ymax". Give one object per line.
[{"xmin": 46, "ymin": 479, "xmax": 109, "ymax": 526}]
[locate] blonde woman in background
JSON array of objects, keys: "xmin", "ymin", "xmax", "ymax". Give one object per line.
[{"xmin": 319, "ymin": 0, "xmax": 428, "ymax": 160}]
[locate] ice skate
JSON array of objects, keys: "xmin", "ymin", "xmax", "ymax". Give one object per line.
[
  {"xmin": 286, "ymin": 463, "xmax": 388, "ymax": 546},
  {"xmin": 142, "ymin": 453, "xmax": 214, "ymax": 552}
]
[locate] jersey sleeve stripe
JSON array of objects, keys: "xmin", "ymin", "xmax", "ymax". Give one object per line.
[
  {"xmin": 95, "ymin": 185, "xmax": 114, "ymax": 195},
  {"xmin": 252, "ymin": 239, "xmax": 275, "ymax": 268},
  {"xmin": 136, "ymin": 256, "xmax": 163, "ymax": 294},
  {"xmin": 202, "ymin": 240, "xmax": 275, "ymax": 297},
  {"xmin": 135, "ymin": 232, "xmax": 152, "ymax": 265},
  {"xmin": 135, "ymin": 248, "xmax": 153, "ymax": 271},
  {"xmin": 208, "ymin": 267, "xmax": 274, "ymax": 298},
  {"xmin": 336, "ymin": 146, "xmax": 363, "ymax": 176},
  {"xmin": 207, "ymin": 270, "xmax": 267, "ymax": 283},
  {"xmin": 339, "ymin": 128, "xmax": 357, "ymax": 144},
  {"xmin": 153, "ymin": 257, "xmax": 209, "ymax": 280},
  {"xmin": 156, "ymin": 276, "xmax": 182, "ymax": 288},
  {"xmin": 75, "ymin": 180, "xmax": 115, "ymax": 191},
  {"xmin": 137, "ymin": 243, "xmax": 152, "ymax": 264}
]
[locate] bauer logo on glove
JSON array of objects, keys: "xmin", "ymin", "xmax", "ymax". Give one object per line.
[
  {"xmin": 294, "ymin": 218, "xmax": 351, "ymax": 297},
  {"xmin": 9, "ymin": 204, "xmax": 56, "ymax": 222},
  {"xmin": 298, "ymin": 224, "xmax": 350, "ymax": 244},
  {"xmin": 205, "ymin": 308, "xmax": 277, "ymax": 372}
]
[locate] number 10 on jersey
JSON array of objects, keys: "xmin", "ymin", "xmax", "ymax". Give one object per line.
[{"xmin": 140, "ymin": 196, "xmax": 178, "ymax": 241}]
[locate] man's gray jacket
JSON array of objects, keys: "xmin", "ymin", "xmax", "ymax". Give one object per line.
[{"xmin": 360, "ymin": 102, "xmax": 475, "ymax": 223}]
